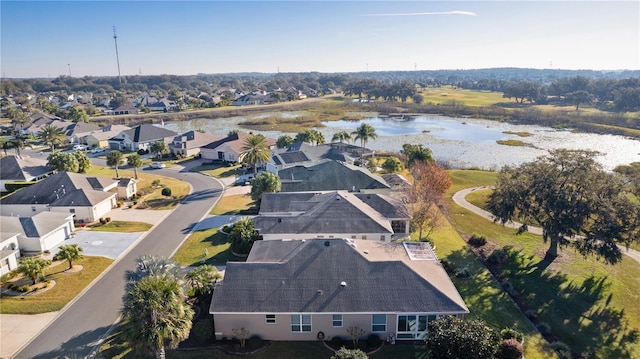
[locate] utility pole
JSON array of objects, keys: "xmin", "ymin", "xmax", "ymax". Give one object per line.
[
  {"xmin": 113, "ymin": 26, "xmax": 122, "ymax": 83},
  {"xmin": 68, "ymin": 63, "xmax": 72, "ymax": 77}
]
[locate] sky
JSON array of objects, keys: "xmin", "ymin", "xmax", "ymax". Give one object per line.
[{"xmin": 1, "ymin": 1, "xmax": 639, "ymax": 78}]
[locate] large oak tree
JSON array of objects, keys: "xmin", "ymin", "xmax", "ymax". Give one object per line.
[{"xmin": 487, "ymin": 149, "xmax": 639, "ymax": 264}]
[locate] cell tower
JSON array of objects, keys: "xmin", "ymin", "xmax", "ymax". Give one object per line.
[{"xmin": 113, "ymin": 26, "xmax": 122, "ymax": 83}]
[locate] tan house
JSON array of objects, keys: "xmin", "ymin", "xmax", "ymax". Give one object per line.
[
  {"xmin": 170, "ymin": 130, "xmax": 222, "ymax": 157},
  {"xmin": 85, "ymin": 125, "xmax": 131, "ymax": 148},
  {"xmin": 253, "ymin": 191, "xmax": 410, "ymax": 241},
  {"xmin": 200, "ymin": 132, "xmax": 276, "ymax": 163},
  {"xmin": 210, "ymin": 238, "xmax": 469, "ymax": 342}
]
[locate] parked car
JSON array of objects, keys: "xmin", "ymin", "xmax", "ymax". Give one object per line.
[
  {"xmin": 150, "ymin": 162, "xmax": 166, "ymax": 169},
  {"xmin": 72, "ymin": 144, "xmax": 88, "ymax": 151},
  {"xmin": 90, "ymin": 147, "xmax": 106, "ymax": 154}
]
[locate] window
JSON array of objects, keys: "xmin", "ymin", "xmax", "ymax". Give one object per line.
[
  {"xmin": 380, "ymin": 235, "xmax": 385, "ymax": 241},
  {"xmin": 372, "ymin": 314, "xmax": 386, "ymax": 332},
  {"xmin": 69, "ymin": 209, "xmax": 75, "ymax": 213},
  {"xmin": 31, "ymin": 206, "xmax": 36, "ymax": 212},
  {"xmin": 391, "ymin": 220, "xmax": 406, "ymax": 233},
  {"xmin": 332, "ymin": 314, "xmax": 343, "ymax": 327},
  {"xmin": 351, "ymin": 235, "xmax": 356, "ymax": 239},
  {"xmin": 291, "ymin": 314, "xmax": 311, "ymax": 332},
  {"xmin": 397, "ymin": 314, "xmax": 436, "ymax": 339},
  {"xmin": 361, "ymin": 235, "xmax": 367, "ymax": 240},
  {"xmin": 265, "ymin": 314, "xmax": 276, "ymax": 324}
]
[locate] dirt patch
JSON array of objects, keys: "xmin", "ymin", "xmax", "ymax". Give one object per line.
[
  {"xmin": 1, "ymin": 279, "xmax": 57, "ymax": 296},
  {"xmin": 63, "ymin": 265, "xmax": 84, "ymax": 274}
]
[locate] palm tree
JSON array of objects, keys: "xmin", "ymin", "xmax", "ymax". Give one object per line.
[
  {"xmin": 331, "ymin": 130, "xmax": 352, "ymax": 143},
  {"xmin": 17, "ymin": 257, "xmax": 50, "ymax": 285},
  {"xmin": 125, "ymin": 255, "xmax": 183, "ymax": 285},
  {"xmin": 8, "ymin": 108, "xmax": 30, "ymax": 133},
  {"xmin": 0, "ymin": 138, "xmax": 12, "ymax": 157},
  {"xmin": 239, "ymin": 133, "xmax": 271, "ymax": 174},
  {"xmin": 54, "ymin": 244, "xmax": 84, "ymax": 270},
  {"xmin": 121, "ymin": 275, "xmax": 194, "ymax": 359},
  {"xmin": 186, "ymin": 264, "xmax": 221, "ymax": 296},
  {"xmin": 38, "ymin": 124, "xmax": 67, "ymax": 152},
  {"xmin": 10, "ymin": 137, "xmax": 32, "ymax": 158},
  {"xmin": 106, "ymin": 150, "xmax": 124, "ymax": 178},
  {"xmin": 352, "ymin": 123, "xmax": 377, "ymax": 147},
  {"xmin": 127, "ymin": 153, "xmax": 143, "ymax": 179}
]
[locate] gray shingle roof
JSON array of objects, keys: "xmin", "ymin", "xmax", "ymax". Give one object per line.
[
  {"xmin": 1, "ymin": 212, "xmax": 74, "ymax": 239},
  {"xmin": 0, "ymin": 156, "xmax": 53, "ymax": 181},
  {"xmin": 278, "ymin": 160, "xmax": 390, "ymax": 192},
  {"xmin": 122, "ymin": 124, "xmax": 178, "ymax": 143},
  {"xmin": 254, "ymin": 191, "xmax": 394, "ymax": 235},
  {"xmin": 0, "ymin": 172, "xmax": 116, "ymax": 207},
  {"xmin": 211, "ymin": 239, "xmax": 469, "ymax": 314}
]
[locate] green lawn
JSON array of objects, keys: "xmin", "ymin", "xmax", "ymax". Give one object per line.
[
  {"xmin": 84, "ymin": 165, "xmax": 190, "ymax": 210},
  {"xmin": 172, "ymin": 228, "xmax": 244, "ymax": 267},
  {"xmin": 209, "ymin": 194, "xmax": 255, "ymax": 215},
  {"xmin": 88, "ymin": 221, "xmax": 153, "ymax": 232},
  {"xmin": 420, "ymin": 86, "xmax": 506, "ymax": 107},
  {"xmin": 190, "ymin": 163, "xmax": 243, "ymax": 178},
  {"xmin": 0, "ymin": 256, "xmax": 113, "ymax": 314},
  {"xmin": 445, "ymin": 170, "xmax": 640, "ymax": 358}
]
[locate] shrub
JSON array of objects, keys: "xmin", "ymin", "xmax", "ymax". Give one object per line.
[
  {"xmin": 330, "ymin": 336, "xmax": 344, "ymax": 348},
  {"xmin": 468, "ymin": 233, "xmax": 487, "ymax": 246},
  {"xmin": 132, "ymin": 200, "xmax": 138, "ymax": 205},
  {"xmin": 105, "ymin": 217, "xmax": 111, "ymax": 223},
  {"xmin": 8, "ymin": 283, "xmax": 18, "ymax": 290},
  {"xmin": 440, "ymin": 259, "xmax": 457, "ymax": 274},
  {"xmin": 550, "ymin": 341, "xmax": 571, "ymax": 359},
  {"xmin": 192, "ymin": 319, "xmax": 213, "ymax": 345},
  {"xmin": 502, "ymin": 281, "xmax": 516, "ymax": 296},
  {"xmin": 99, "ymin": 217, "xmax": 106, "ymax": 224},
  {"xmin": 152, "ymin": 179, "xmax": 161, "ymax": 187},
  {"xmin": 455, "ymin": 267, "xmax": 471, "ymax": 278},
  {"xmin": 499, "ymin": 338, "xmax": 524, "ymax": 359},
  {"xmin": 366, "ymin": 334, "xmax": 381, "ymax": 349},
  {"xmin": 18, "ymin": 286, "xmax": 29, "ymax": 292},
  {"xmin": 161, "ymin": 187, "xmax": 172, "ymax": 197},
  {"xmin": 137, "ymin": 148, "xmax": 148, "ymax": 155},
  {"xmin": 1, "ymin": 270, "xmax": 18, "ymax": 284},
  {"xmin": 116, "ymin": 201, "xmax": 123, "ymax": 208},
  {"xmin": 524, "ymin": 309, "xmax": 538, "ymax": 321},
  {"xmin": 331, "ymin": 347, "xmax": 368, "ymax": 359},
  {"xmin": 246, "ymin": 335, "xmax": 262, "ymax": 350},
  {"xmin": 500, "ymin": 327, "xmax": 524, "ymax": 342},
  {"xmin": 487, "ymin": 248, "xmax": 508, "ymax": 264},
  {"xmin": 536, "ymin": 322, "xmax": 551, "ymax": 335}
]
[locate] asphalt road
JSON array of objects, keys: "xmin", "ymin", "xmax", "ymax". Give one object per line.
[{"xmin": 14, "ymin": 167, "xmax": 223, "ymax": 359}]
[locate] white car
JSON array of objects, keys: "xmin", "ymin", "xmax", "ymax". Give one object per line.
[
  {"xmin": 90, "ymin": 147, "xmax": 106, "ymax": 154},
  {"xmin": 150, "ymin": 162, "xmax": 166, "ymax": 169},
  {"xmin": 72, "ymin": 144, "xmax": 88, "ymax": 151}
]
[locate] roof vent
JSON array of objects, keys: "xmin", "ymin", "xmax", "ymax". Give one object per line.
[
  {"xmin": 324, "ymin": 241, "xmax": 330, "ymax": 247},
  {"xmin": 340, "ymin": 281, "xmax": 347, "ymax": 287},
  {"xmin": 278, "ymin": 218, "xmax": 282, "ymax": 223},
  {"xmin": 336, "ymin": 196, "xmax": 340, "ymax": 200},
  {"xmin": 363, "ymin": 250, "xmax": 369, "ymax": 254},
  {"xmin": 317, "ymin": 289, "xmax": 323, "ymax": 295}
]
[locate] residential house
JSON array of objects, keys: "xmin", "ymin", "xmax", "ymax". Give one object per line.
[
  {"xmin": 117, "ymin": 178, "xmax": 137, "ymax": 199},
  {"xmin": 108, "ymin": 124, "xmax": 178, "ymax": 152},
  {"xmin": 85, "ymin": 124, "xmax": 131, "ymax": 148},
  {"xmin": 381, "ymin": 174, "xmax": 411, "ymax": 192},
  {"xmin": 253, "ymin": 191, "xmax": 410, "ymax": 241},
  {"xmin": 277, "ymin": 159, "xmax": 391, "ymax": 194},
  {"xmin": 113, "ymin": 104, "xmax": 139, "ymax": 115},
  {"xmin": 266, "ymin": 142, "xmax": 372, "ymax": 173},
  {"xmin": 232, "ymin": 91, "xmax": 272, "ymax": 106},
  {"xmin": 22, "ymin": 114, "xmax": 99, "ymax": 144},
  {"xmin": 0, "ymin": 231, "xmax": 20, "ymax": 275},
  {"xmin": 200, "ymin": 132, "xmax": 276, "ymax": 163},
  {"xmin": 67, "ymin": 122, "xmax": 101, "ymax": 144},
  {"xmin": 0, "ymin": 212, "xmax": 75, "ymax": 254},
  {"xmin": 0, "ymin": 171, "xmax": 135, "ymax": 222},
  {"xmin": 170, "ymin": 130, "xmax": 222, "ymax": 157},
  {"xmin": 210, "ymin": 238, "xmax": 469, "ymax": 342},
  {"xmin": 0, "ymin": 155, "xmax": 54, "ymax": 192},
  {"xmin": 147, "ymin": 99, "xmax": 177, "ymax": 112}
]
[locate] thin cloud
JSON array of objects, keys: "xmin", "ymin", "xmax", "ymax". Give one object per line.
[{"xmin": 362, "ymin": 10, "xmax": 477, "ymax": 17}]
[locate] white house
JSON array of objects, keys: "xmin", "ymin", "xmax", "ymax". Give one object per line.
[
  {"xmin": 0, "ymin": 232, "xmax": 20, "ymax": 275},
  {"xmin": 0, "ymin": 212, "xmax": 75, "ymax": 254}
]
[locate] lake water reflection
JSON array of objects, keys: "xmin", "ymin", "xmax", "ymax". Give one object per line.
[{"xmin": 164, "ymin": 114, "xmax": 640, "ymax": 170}]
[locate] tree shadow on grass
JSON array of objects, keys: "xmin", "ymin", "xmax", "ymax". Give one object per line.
[{"xmin": 501, "ymin": 247, "xmax": 639, "ymax": 358}]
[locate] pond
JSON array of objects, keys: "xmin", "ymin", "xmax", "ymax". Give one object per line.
[{"xmin": 164, "ymin": 114, "xmax": 640, "ymax": 171}]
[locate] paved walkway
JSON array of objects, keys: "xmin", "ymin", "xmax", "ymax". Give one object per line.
[
  {"xmin": 452, "ymin": 186, "xmax": 640, "ymax": 265},
  {"xmin": 0, "ymin": 313, "xmax": 59, "ymax": 359}
]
